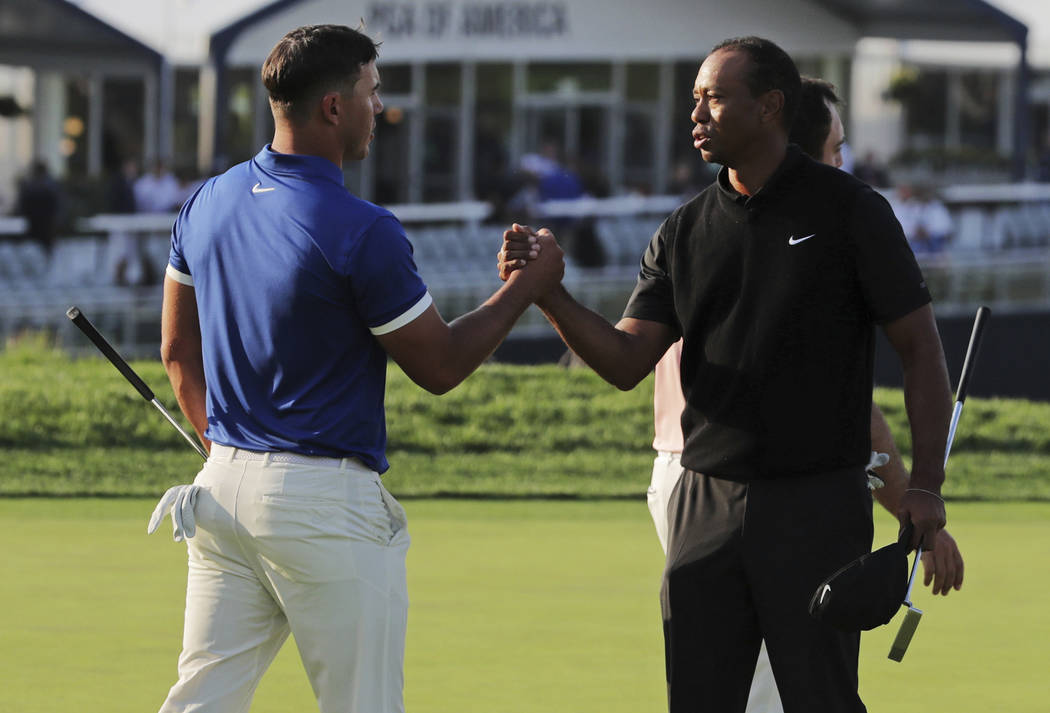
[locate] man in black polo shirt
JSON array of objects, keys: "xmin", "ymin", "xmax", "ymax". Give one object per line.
[{"xmin": 499, "ymin": 37, "xmax": 952, "ymax": 712}]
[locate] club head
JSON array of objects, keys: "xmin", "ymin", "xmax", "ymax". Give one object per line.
[{"xmin": 887, "ymin": 605, "xmax": 923, "ymax": 662}]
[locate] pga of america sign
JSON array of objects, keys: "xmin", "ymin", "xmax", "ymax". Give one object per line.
[{"xmin": 366, "ymin": 2, "xmax": 569, "ymax": 39}]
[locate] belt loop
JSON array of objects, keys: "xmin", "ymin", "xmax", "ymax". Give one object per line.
[
  {"xmin": 340, "ymin": 458, "xmax": 350, "ymax": 471},
  {"xmin": 263, "ymin": 452, "xmax": 272, "ymax": 466},
  {"xmin": 224, "ymin": 446, "xmax": 236, "ymax": 463}
]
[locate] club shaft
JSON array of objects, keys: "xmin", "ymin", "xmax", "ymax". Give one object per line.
[
  {"xmin": 955, "ymin": 306, "xmax": 990, "ymax": 404},
  {"xmin": 944, "ymin": 401, "xmax": 964, "ymax": 467},
  {"xmin": 941, "ymin": 306, "xmax": 989, "ymax": 469},
  {"xmin": 67, "ymin": 305, "xmax": 208, "ymax": 461},
  {"xmin": 151, "ymin": 398, "xmax": 209, "ymax": 460},
  {"xmin": 903, "ymin": 545, "xmax": 923, "ymax": 605}
]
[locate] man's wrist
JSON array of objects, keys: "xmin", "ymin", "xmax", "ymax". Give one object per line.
[
  {"xmin": 906, "ymin": 464, "xmax": 945, "ymax": 493},
  {"xmin": 536, "ymin": 283, "xmax": 570, "ymax": 312},
  {"xmin": 905, "ymin": 487, "xmax": 945, "ymax": 503}
]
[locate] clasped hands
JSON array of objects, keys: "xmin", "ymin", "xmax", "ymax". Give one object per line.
[{"xmin": 497, "ymin": 223, "xmax": 562, "ymax": 295}]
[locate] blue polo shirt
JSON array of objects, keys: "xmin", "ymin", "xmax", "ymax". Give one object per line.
[{"xmin": 167, "ymin": 145, "xmax": 431, "ymax": 473}]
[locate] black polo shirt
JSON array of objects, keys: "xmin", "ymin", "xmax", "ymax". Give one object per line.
[{"xmin": 624, "ymin": 146, "xmax": 930, "ymax": 480}]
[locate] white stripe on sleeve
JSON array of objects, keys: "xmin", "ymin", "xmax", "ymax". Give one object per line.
[
  {"xmin": 165, "ymin": 264, "xmax": 194, "ymax": 287},
  {"xmin": 370, "ymin": 292, "xmax": 434, "ymax": 335}
]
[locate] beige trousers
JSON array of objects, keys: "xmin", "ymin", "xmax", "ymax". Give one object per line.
[{"xmin": 158, "ymin": 445, "xmax": 410, "ymax": 713}]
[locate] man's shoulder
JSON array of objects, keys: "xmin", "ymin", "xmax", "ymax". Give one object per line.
[
  {"xmin": 793, "ymin": 157, "xmax": 870, "ymax": 195},
  {"xmin": 345, "ymin": 194, "xmax": 397, "ymax": 223},
  {"xmin": 782, "ymin": 157, "xmax": 886, "ymax": 216}
]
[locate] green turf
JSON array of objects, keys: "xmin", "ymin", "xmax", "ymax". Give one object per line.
[
  {"xmin": 3, "ymin": 340, "xmax": 1050, "ymax": 499},
  {"xmin": 1, "ymin": 499, "xmax": 1046, "ymax": 712}
]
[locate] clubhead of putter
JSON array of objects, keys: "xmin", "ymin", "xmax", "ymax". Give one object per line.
[{"xmin": 887, "ymin": 605, "xmax": 923, "ymax": 662}]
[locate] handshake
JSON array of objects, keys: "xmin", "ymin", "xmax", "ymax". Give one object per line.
[{"xmin": 496, "ymin": 223, "xmax": 565, "ymax": 301}]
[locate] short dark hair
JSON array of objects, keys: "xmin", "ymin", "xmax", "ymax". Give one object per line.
[
  {"xmin": 262, "ymin": 25, "xmax": 380, "ymax": 122},
  {"xmin": 791, "ymin": 77, "xmax": 841, "ymax": 159},
  {"xmin": 711, "ymin": 36, "xmax": 800, "ymax": 130}
]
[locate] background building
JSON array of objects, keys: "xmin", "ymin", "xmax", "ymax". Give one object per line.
[{"xmin": 194, "ymin": 0, "xmax": 1030, "ymax": 203}]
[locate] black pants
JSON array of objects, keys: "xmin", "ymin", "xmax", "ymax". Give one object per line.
[{"xmin": 661, "ymin": 467, "xmax": 873, "ymax": 713}]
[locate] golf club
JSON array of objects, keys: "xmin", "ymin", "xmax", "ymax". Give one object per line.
[
  {"xmin": 888, "ymin": 305, "xmax": 990, "ymax": 662},
  {"xmin": 66, "ymin": 305, "xmax": 209, "ymax": 461}
]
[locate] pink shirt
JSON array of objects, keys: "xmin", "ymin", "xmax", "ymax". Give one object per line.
[{"xmin": 652, "ymin": 339, "xmax": 686, "ymax": 453}]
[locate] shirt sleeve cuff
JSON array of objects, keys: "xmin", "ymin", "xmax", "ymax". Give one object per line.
[
  {"xmin": 165, "ymin": 264, "xmax": 194, "ymax": 287},
  {"xmin": 370, "ymin": 292, "xmax": 433, "ymax": 336}
]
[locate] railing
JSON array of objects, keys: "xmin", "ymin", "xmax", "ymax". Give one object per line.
[
  {"xmin": 0, "ymin": 216, "xmax": 27, "ymax": 236},
  {"xmin": 4, "ymin": 190, "xmax": 1050, "ymax": 356}
]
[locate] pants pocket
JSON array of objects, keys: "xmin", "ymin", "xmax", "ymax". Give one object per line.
[{"xmin": 375, "ymin": 476, "xmax": 409, "ymax": 542}]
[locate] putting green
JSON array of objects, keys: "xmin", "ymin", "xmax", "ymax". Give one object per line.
[{"xmin": 0, "ymin": 499, "xmax": 1045, "ymax": 712}]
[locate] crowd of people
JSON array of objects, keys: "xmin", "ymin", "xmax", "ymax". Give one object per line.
[
  {"xmin": 4, "ymin": 97, "xmax": 960, "ymax": 292},
  {"xmin": 480, "ymin": 133, "xmax": 954, "ymax": 266},
  {"xmin": 4, "ymin": 157, "xmax": 201, "ymax": 287}
]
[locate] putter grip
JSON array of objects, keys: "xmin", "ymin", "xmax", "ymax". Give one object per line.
[
  {"xmin": 956, "ymin": 306, "xmax": 990, "ymax": 403},
  {"xmin": 66, "ymin": 306, "xmax": 155, "ymax": 401}
]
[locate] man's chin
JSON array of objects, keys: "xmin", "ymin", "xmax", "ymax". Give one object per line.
[
  {"xmin": 346, "ymin": 146, "xmax": 369, "ymax": 162},
  {"xmin": 698, "ymin": 147, "xmax": 720, "ymax": 164}
]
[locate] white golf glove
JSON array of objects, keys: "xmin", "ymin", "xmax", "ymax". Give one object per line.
[
  {"xmin": 865, "ymin": 451, "xmax": 889, "ymax": 491},
  {"xmin": 147, "ymin": 484, "xmax": 201, "ymax": 542}
]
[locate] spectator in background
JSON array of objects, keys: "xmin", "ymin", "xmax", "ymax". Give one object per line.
[
  {"xmin": 538, "ymin": 155, "xmax": 585, "ymax": 202},
  {"xmin": 853, "ymin": 150, "xmax": 891, "ymax": 188},
  {"xmin": 894, "ymin": 183, "xmax": 953, "ymax": 255},
  {"xmin": 107, "ymin": 156, "xmax": 156, "ymax": 286},
  {"xmin": 174, "ymin": 167, "xmax": 207, "ymax": 209},
  {"xmin": 539, "ymin": 154, "xmax": 605, "ymax": 269},
  {"xmin": 519, "ymin": 139, "xmax": 562, "ymax": 179},
  {"xmin": 668, "ymin": 158, "xmax": 717, "ymax": 201},
  {"xmin": 134, "ymin": 159, "xmax": 183, "ymax": 214},
  {"xmin": 14, "ymin": 159, "xmax": 64, "ymax": 254}
]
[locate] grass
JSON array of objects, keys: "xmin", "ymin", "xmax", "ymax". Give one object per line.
[
  {"xmin": 0, "ymin": 498, "xmax": 1047, "ymax": 712},
  {"xmin": 4, "ymin": 338, "xmax": 1050, "ymax": 500}
]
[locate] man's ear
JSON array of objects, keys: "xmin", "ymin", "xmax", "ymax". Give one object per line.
[
  {"xmin": 321, "ymin": 92, "xmax": 340, "ymax": 124},
  {"xmin": 759, "ymin": 89, "xmax": 785, "ymax": 126}
]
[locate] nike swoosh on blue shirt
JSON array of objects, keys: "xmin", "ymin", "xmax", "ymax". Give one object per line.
[
  {"xmin": 251, "ymin": 182, "xmax": 276, "ymax": 194},
  {"xmin": 788, "ymin": 233, "xmax": 816, "ymax": 245}
]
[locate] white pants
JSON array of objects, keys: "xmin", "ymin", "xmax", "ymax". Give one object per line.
[
  {"xmin": 648, "ymin": 452, "xmax": 784, "ymax": 713},
  {"xmin": 159, "ymin": 445, "xmax": 410, "ymax": 713}
]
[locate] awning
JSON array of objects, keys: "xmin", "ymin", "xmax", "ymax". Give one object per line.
[{"xmin": 0, "ymin": 0, "xmax": 163, "ymax": 70}]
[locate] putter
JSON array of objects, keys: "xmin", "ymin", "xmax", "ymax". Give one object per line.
[
  {"xmin": 888, "ymin": 544, "xmax": 924, "ymax": 661},
  {"xmin": 66, "ymin": 306, "xmax": 208, "ymax": 460},
  {"xmin": 888, "ymin": 305, "xmax": 990, "ymax": 662}
]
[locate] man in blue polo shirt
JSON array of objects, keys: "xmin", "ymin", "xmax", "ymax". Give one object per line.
[{"xmin": 154, "ymin": 24, "xmax": 562, "ymax": 713}]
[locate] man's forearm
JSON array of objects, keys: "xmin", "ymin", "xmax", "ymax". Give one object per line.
[
  {"xmin": 164, "ymin": 356, "xmax": 210, "ymax": 451},
  {"xmin": 899, "ymin": 341, "xmax": 952, "ymax": 492},
  {"xmin": 883, "ymin": 306, "xmax": 952, "ymax": 493},
  {"xmin": 538, "ymin": 286, "xmax": 667, "ymax": 390},
  {"xmin": 902, "ymin": 366, "xmax": 951, "ymax": 491},
  {"xmin": 441, "ymin": 279, "xmax": 537, "ymax": 385}
]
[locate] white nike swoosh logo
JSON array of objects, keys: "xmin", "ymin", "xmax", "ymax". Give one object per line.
[
  {"xmin": 819, "ymin": 583, "xmax": 832, "ymax": 604},
  {"xmin": 788, "ymin": 233, "xmax": 816, "ymax": 245},
  {"xmin": 251, "ymin": 182, "xmax": 276, "ymax": 194}
]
